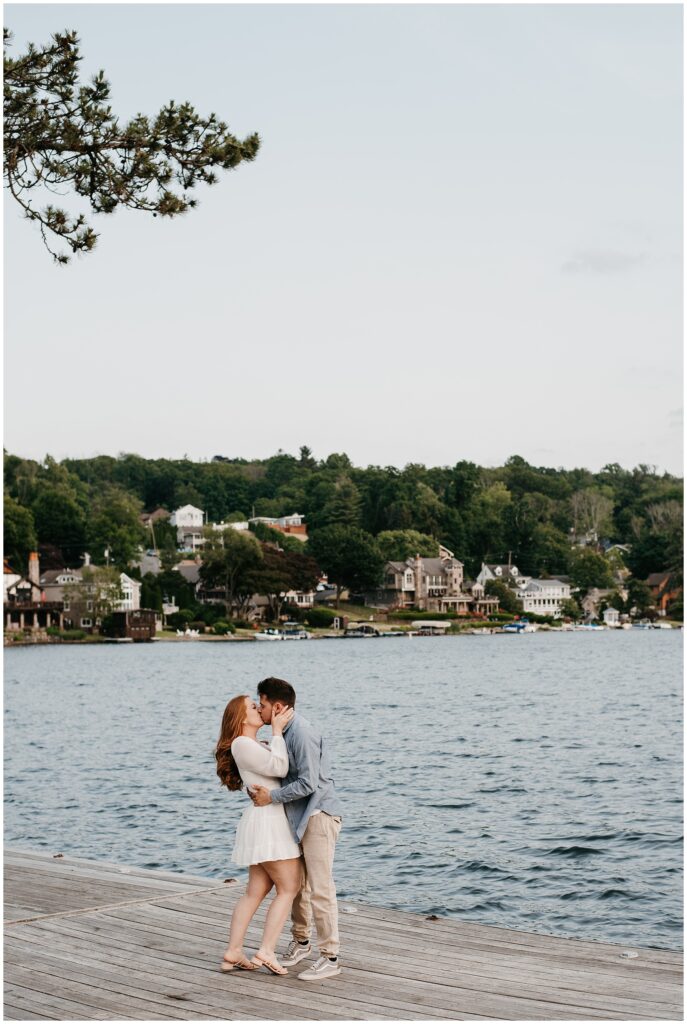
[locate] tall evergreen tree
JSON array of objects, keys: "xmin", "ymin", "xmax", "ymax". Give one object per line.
[{"xmin": 4, "ymin": 29, "xmax": 260, "ymax": 262}]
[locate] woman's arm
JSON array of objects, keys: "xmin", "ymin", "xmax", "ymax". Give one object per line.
[{"xmin": 232, "ymin": 735, "xmax": 290, "ymax": 778}]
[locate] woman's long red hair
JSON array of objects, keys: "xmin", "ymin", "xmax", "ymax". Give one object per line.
[{"xmin": 215, "ymin": 695, "xmax": 249, "ymax": 791}]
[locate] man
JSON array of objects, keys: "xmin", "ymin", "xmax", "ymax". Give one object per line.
[{"xmin": 248, "ymin": 676, "xmax": 343, "ymax": 981}]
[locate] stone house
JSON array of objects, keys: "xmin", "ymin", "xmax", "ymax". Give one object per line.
[{"xmin": 379, "ymin": 549, "xmax": 498, "ymax": 615}]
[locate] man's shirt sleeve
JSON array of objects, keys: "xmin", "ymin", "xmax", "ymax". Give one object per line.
[{"xmin": 270, "ymin": 728, "xmax": 319, "ymax": 804}]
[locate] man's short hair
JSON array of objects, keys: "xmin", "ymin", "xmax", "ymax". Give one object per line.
[{"xmin": 258, "ymin": 677, "xmax": 296, "ymax": 708}]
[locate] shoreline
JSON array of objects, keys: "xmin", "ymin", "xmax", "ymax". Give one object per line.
[{"xmin": 5, "ymin": 622, "xmax": 682, "ymax": 648}]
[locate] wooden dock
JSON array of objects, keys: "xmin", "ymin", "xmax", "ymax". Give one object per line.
[{"xmin": 4, "ymin": 848, "xmax": 683, "ymax": 1020}]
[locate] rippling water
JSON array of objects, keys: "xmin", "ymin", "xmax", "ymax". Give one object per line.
[{"xmin": 4, "ymin": 631, "xmax": 683, "ymax": 949}]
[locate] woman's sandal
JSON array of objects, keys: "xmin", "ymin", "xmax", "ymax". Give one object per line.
[
  {"xmin": 220, "ymin": 953, "xmax": 259, "ymax": 972},
  {"xmin": 251, "ymin": 954, "xmax": 288, "ymax": 976}
]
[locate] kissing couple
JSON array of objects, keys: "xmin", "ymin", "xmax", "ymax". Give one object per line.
[{"xmin": 214, "ymin": 676, "xmax": 343, "ymax": 980}]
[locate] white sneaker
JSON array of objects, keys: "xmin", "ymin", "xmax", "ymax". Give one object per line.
[
  {"xmin": 298, "ymin": 955, "xmax": 342, "ymax": 981},
  {"xmin": 280, "ymin": 940, "xmax": 312, "ymax": 967}
]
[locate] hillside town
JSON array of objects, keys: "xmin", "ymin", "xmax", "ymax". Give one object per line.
[{"xmin": 4, "ymin": 499, "xmax": 681, "ymax": 643}]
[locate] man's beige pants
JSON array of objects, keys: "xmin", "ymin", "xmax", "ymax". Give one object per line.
[{"xmin": 291, "ymin": 812, "xmax": 342, "ymax": 957}]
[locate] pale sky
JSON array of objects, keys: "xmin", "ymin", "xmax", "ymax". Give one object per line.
[{"xmin": 4, "ymin": 4, "xmax": 683, "ymax": 475}]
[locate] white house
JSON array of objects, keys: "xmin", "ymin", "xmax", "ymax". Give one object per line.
[
  {"xmin": 170, "ymin": 505, "xmax": 204, "ymax": 528},
  {"xmin": 4, "ymin": 561, "xmax": 23, "ymax": 601},
  {"xmin": 118, "ymin": 574, "xmax": 141, "ymax": 612},
  {"xmin": 517, "ymin": 578, "xmax": 571, "ymax": 618},
  {"xmin": 170, "ymin": 505, "xmax": 205, "ymax": 551},
  {"xmin": 476, "ymin": 563, "xmax": 526, "ymax": 589}
]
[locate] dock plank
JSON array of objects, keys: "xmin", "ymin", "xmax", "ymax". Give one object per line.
[{"xmin": 4, "ymin": 849, "xmax": 683, "ymax": 1020}]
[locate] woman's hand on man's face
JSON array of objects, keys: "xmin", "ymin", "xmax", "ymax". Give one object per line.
[{"xmin": 271, "ymin": 706, "xmax": 294, "ymax": 734}]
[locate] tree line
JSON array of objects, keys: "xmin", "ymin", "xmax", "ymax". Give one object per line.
[{"xmin": 3, "ymin": 449, "xmax": 683, "ymax": 607}]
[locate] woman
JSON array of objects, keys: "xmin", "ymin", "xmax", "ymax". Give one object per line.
[{"xmin": 215, "ymin": 694, "xmax": 302, "ymax": 976}]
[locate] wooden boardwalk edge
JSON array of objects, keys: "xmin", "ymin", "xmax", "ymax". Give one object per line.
[{"xmin": 4, "ymin": 849, "xmax": 684, "ymax": 1021}]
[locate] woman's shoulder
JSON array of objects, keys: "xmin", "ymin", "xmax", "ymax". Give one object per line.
[{"xmin": 231, "ymin": 736, "xmax": 252, "ymax": 751}]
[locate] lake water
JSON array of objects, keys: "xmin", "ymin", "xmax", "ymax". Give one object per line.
[{"xmin": 4, "ymin": 631, "xmax": 683, "ymax": 950}]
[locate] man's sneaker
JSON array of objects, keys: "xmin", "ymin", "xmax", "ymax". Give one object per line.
[
  {"xmin": 298, "ymin": 955, "xmax": 342, "ymax": 981},
  {"xmin": 280, "ymin": 940, "xmax": 312, "ymax": 967}
]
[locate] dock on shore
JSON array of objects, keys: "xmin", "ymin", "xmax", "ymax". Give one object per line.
[{"xmin": 4, "ymin": 848, "xmax": 683, "ymax": 1020}]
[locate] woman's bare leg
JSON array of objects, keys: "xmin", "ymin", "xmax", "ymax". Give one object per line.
[
  {"xmin": 256, "ymin": 858, "xmax": 302, "ymax": 960},
  {"xmin": 224, "ymin": 864, "xmax": 273, "ymax": 962}
]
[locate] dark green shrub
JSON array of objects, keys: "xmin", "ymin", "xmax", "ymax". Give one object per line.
[
  {"xmin": 167, "ymin": 611, "xmax": 190, "ymax": 630},
  {"xmin": 232, "ymin": 619, "xmax": 253, "ymax": 630},
  {"xmin": 196, "ymin": 604, "xmax": 227, "ymax": 625},
  {"xmin": 46, "ymin": 626, "xmax": 62, "ymax": 637},
  {"xmin": 213, "ymin": 621, "xmax": 235, "ymax": 635},
  {"xmin": 282, "ymin": 604, "xmax": 305, "ymax": 622},
  {"xmin": 61, "ymin": 629, "xmax": 86, "ymax": 641},
  {"xmin": 189, "ymin": 621, "xmax": 206, "ymax": 634},
  {"xmin": 304, "ymin": 607, "xmax": 337, "ymax": 628}
]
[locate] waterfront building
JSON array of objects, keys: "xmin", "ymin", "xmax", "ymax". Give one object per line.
[
  {"xmin": 378, "ymin": 550, "xmax": 498, "ymax": 615},
  {"xmin": 581, "ymin": 587, "xmax": 625, "ymax": 620},
  {"xmin": 516, "ymin": 578, "xmax": 571, "ymax": 618},
  {"xmin": 476, "ymin": 562, "xmax": 527, "ymax": 589},
  {"xmin": 39, "ymin": 563, "xmax": 142, "ymax": 631},
  {"xmin": 646, "ymin": 571, "xmax": 681, "ymax": 617},
  {"xmin": 4, "ymin": 553, "xmax": 67, "ymax": 634},
  {"xmin": 4, "ymin": 560, "xmax": 22, "ymax": 601}
]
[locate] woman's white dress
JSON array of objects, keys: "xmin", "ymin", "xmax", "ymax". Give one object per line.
[{"xmin": 230, "ymin": 734, "xmax": 301, "ymax": 866}]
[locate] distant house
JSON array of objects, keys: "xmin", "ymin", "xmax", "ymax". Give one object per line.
[
  {"xmin": 4, "ymin": 553, "xmax": 67, "ymax": 634},
  {"xmin": 170, "ymin": 505, "xmax": 205, "ymax": 551},
  {"xmin": 378, "ymin": 550, "xmax": 498, "ymax": 616},
  {"xmin": 249, "ymin": 514, "xmax": 308, "ymax": 541},
  {"xmin": 101, "ymin": 609, "xmax": 157, "ymax": 641},
  {"xmin": 516, "ymin": 578, "xmax": 571, "ymax": 619},
  {"xmin": 284, "ymin": 589, "xmax": 315, "ymax": 610},
  {"xmin": 581, "ymin": 587, "xmax": 618, "ymax": 620},
  {"xmin": 4, "ymin": 560, "xmax": 22, "ymax": 602},
  {"xmin": 213, "ymin": 520, "xmax": 249, "ymax": 533},
  {"xmin": 475, "ymin": 563, "xmax": 526, "ymax": 589},
  {"xmin": 646, "ymin": 571, "xmax": 681, "ymax": 616},
  {"xmin": 140, "ymin": 507, "xmax": 170, "ymax": 527},
  {"xmin": 603, "ymin": 607, "xmax": 620, "ymax": 627},
  {"xmin": 40, "ymin": 564, "xmax": 141, "ymax": 631}
]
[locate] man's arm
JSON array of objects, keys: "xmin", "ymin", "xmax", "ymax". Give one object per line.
[{"xmin": 252, "ymin": 728, "xmax": 320, "ymax": 806}]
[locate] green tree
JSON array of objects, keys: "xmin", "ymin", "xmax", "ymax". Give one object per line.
[
  {"xmin": 199, "ymin": 530, "xmax": 263, "ymax": 613},
  {"xmin": 569, "ymin": 548, "xmax": 613, "ymax": 592},
  {"xmin": 31, "ymin": 488, "xmax": 86, "ymax": 564},
  {"xmin": 87, "ymin": 487, "xmax": 146, "ymax": 567},
  {"xmin": 140, "ymin": 573, "xmax": 163, "ymax": 611},
  {"xmin": 560, "ymin": 597, "xmax": 582, "ymax": 621},
  {"xmin": 376, "ymin": 530, "xmax": 439, "ymax": 561},
  {"xmin": 484, "ymin": 579, "xmax": 520, "ymax": 614},
  {"xmin": 308, "ymin": 525, "xmax": 384, "ymax": 606},
  {"xmin": 249, "ymin": 545, "xmax": 319, "ymax": 621},
  {"xmin": 3, "ymin": 494, "xmax": 37, "ymax": 569},
  {"xmin": 4, "ymin": 29, "xmax": 260, "ymax": 262},
  {"xmin": 470, "ymin": 482, "xmax": 512, "ymax": 560},
  {"xmin": 626, "ymin": 579, "xmax": 654, "ymax": 617},
  {"xmin": 156, "ymin": 569, "xmax": 195, "ymax": 609}
]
